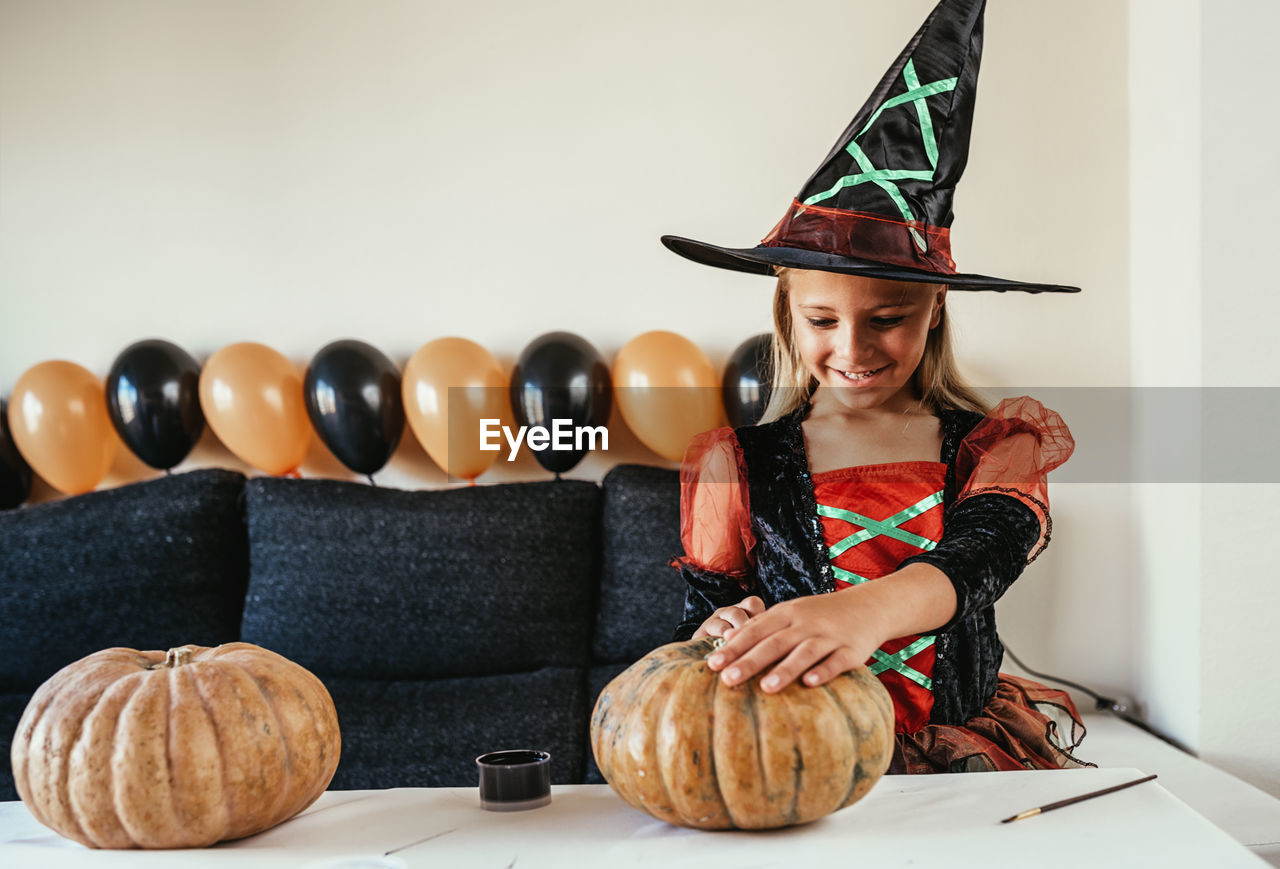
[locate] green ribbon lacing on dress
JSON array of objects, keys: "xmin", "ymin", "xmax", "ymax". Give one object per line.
[{"xmin": 816, "ymin": 488, "xmax": 944, "ymax": 690}]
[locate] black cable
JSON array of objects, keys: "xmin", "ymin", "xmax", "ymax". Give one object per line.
[
  {"xmin": 1001, "ymin": 641, "xmax": 1193, "ymax": 755},
  {"xmin": 1002, "ymin": 642, "xmax": 1110, "ymax": 705}
]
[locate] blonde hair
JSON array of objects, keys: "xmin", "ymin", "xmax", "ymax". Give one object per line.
[{"xmin": 757, "ymin": 267, "xmax": 991, "ymax": 423}]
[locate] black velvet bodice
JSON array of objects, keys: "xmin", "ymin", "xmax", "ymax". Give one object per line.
[{"xmin": 673, "ymin": 404, "xmax": 1042, "ymax": 726}]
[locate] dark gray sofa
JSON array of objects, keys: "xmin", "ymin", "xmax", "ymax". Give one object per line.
[{"xmin": 0, "ymin": 465, "xmax": 686, "ymax": 800}]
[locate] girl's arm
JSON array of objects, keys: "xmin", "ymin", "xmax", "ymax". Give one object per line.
[
  {"xmin": 897, "ymin": 397, "xmax": 1073, "ymax": 630},
  {"xmin": 671, "ymin": 427, "xmax": 757, "ymax": 640},
  {"xmin": 709, "ymin": 397, "xmax": 1071, "ymax": 691}
]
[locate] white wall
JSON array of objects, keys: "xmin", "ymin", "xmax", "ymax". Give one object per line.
[
  {"xmin": 1128, "ymin": 0, "xmax": 1204, "ymax": 762},
  {"xmin": 1124, "ymin": 0, "xmax": 1280, "ymax": 798},
  {"xmin": 1197, "ymin": 0, "xmax": 1280, "ymax": 796},
  {"xmin": 13, "ymin": 0, "xmax": 1267, "ymax": 790}
]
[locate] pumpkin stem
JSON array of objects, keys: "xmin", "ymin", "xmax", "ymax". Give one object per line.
[{"xmin": 149, "ymin": 646, "xmax": 196, "ymax": 670}]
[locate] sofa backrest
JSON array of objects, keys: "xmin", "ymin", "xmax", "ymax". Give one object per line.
[
  {"xmin": 239, "ymin": 476, "xmax": 604, "ymax": 679},
  {"xmin": 594, "ymin": 464, "xmax": 685, "ymax": 664},
  {"xmin": 0, "ymin": 468, "xmax": 250, "ymax": 694}
]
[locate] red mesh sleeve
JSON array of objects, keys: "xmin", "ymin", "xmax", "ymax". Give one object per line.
[
  {"xmin": 674, "ymin": 427, "xmax": 754, "ymax": 577},
  {"xmin": 956, "ymin": 396, "xmax": 1075, "ymax": 562}
]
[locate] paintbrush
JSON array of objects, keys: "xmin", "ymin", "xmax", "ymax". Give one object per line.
[{"xmin": 1001, "ymin": 773, "xmax": 1159, "ymax": 823}]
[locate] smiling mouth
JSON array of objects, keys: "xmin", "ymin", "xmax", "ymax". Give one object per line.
[{"xmin": 834, "ymin": 365, "xmax": 887, "ymax": 383}]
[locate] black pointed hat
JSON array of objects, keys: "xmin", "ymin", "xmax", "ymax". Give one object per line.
[{"xmin": 662, "ymin": 0, "xmax": 1078, "ymax": 293}]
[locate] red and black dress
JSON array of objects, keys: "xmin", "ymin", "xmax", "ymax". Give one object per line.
[{"xmin": 672, "ymin": 397, "xmax": 1089, "ymax": 774}]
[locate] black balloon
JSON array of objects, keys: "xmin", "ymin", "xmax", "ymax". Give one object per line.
[
  {"xmin": 722, "ymin": 334, "xmax": 773, "ymax": 428},
  {"xmin": 509, "ymin": 332, "xmax": 612, "ymax": 475},
  {"xmin": 106, "ymin": 340, "xmax": 205, "ymax": 471},
  {"xmin": 0, "ymin": 399, "xmax": 33, "ymax": 509},
  {"xmin": 304, "ymin": 340, "xmax": 404, "ymax": 477}
]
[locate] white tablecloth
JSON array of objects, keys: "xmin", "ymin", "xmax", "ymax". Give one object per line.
[{"xmin": 0, "ymin": 768, "xmax": 1265, "ymax": 868}]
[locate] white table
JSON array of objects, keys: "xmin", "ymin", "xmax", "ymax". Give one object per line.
[{"xmin": 0, "ymin": 768, "xmax": 1266, "ymax": 868}]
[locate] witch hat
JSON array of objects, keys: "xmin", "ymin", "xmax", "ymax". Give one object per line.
[{"xmin": 662, "ymin": 0, "xmax": 1078, "ymax": 293}]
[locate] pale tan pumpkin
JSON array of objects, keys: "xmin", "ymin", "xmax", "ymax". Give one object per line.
[
  {"xmin": 10, "ymin": 642, "xmax": 341, "ymax": 849},
  {"xmin": 590, "ymin": 637, "xmax": 895, "ymax": 830}
]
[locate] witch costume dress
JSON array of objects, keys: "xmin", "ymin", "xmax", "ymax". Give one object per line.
[{"xmin": 671, "ymin": 396, "xmax": 1090, "ymax": 774}]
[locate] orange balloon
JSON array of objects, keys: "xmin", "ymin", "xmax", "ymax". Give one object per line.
[
  {"xmin": 613, "ymin": 331, "xmax": 722, "ymax": 461},
  {"xmin": 199, "ymin": 342, "xmax": 310, "ymax": 475},
  {"xmin": 402, "ymin": 338, "xmax": 507, "ymax": 481},
  {"xmin": 7, "ymin": 360, "xmax": 120, "ymax": 495}
]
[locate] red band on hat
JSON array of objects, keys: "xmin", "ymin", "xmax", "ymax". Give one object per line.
[{"xmin": 760, "ymin": 200, "xmax": 956, "ymax": 274}]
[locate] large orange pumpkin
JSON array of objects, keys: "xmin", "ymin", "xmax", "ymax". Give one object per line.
[
  {"xmin": 590, "ymin": 637, "xmax": 895, "ymax": 830},
  {"xmin": 10, "ymin": 643, "xmax": 341, "ymax": 849}
]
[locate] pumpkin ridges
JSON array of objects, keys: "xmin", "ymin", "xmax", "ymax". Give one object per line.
[
  {"xmin": 741, "ymin": 686, "xmax": 806, "ymax": 829},
  {"xmin": 591, "ymin": 643, "xmax": 695, "ymax": 813},
  {"xmin": 22, "ymin": 686, "xmax": 81, "ymax": 839},
  {"xmin": 778, "ymin": 696, "xmax": 804, "ymax": 826},
  {"xmin": 710, "ymin": 673, "xmax": 763, "ymax": 829},
  {"xmin": 19, "ymin": 675, "xmax": 82, "ymax": 835},
  {"xmin": 822, "ymin": 680, "xmax": 870, "ymax": 812},
  {"xmin": 594, "ymin": 646, "xmax": 676, "ymax": 813},
  {"xmin": 186, "ymin": 662, "xmax": 239, "ymax": 842},
  {"xmin": 188, "ymin": 659, "xmax": 289, "ymax": 842},
  {"xmin": 10, "ymin": 676, "xmax": 60, "ymax": 830},
  {"xmin": 655, "ymin": 660, "xmax": 730, "ymax": 828},
  {"xmin": 68, "ymin": 673, "xmax": 147, "ymax": 848},
  {"xmin": 259, "ymin": 675, "xmax": 320, "ymax": 824},
  {"xmin": 165, "ymin": 663, "xmax": 231, "ymax": 846},
  {"xmin": 823, "ymin": 671, "xmax": 894, "ymax": 810},
  {"xmin": 591, "ymin": 680, "xmax": 629, "ymax": 794},
  {"xmin": 20, "ymin": 660, "xmax": 140, "ymax": 846},
  {"xmin": 231, "ymin": 660, "xmax": 294, "ymax": 837},
  {"xmin": 761, "ymin": 689, "xmax": 802, "ymax": 827},
  {"xmin": 608, "ymin": 654, "xmax": 684, "ymax": 821},
  {"xmin": 192, "ymin": 660, "xmax": 234, "ymax": 838},
  {"xmin": 614, "ymin": 650, "xmax": 706, "ymax": 819},
  {"xmin": 596, "ymin": 685, "xmax": 640, "ymax": 813},
  {"xmin": 110, "ymin": 668, "xmax": 186, "ymax": 848},
  {"xmin": 660, "ymin": 660, "xmax": 701, "ymax": 824},
  {"xmin": 593, "ymin": 687, "xmax": 636, "ymax": 808},
  {"xmin": 646, "ymin": 670, "xmax": 682, "ymax": 817},
  {"xmin": 783, "ymin": 679, "xmax": 856, "ymax": 824},
  {"xmin": 217, "ymin": 646, "xmax": 339, "ymax": 830}
]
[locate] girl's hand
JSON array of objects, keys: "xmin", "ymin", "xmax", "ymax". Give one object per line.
[
  {"xmin": 705, "ymin": 589, "xmax": 890, "ymax": 693},
  {"xmin": 691, "ymin": 595, "xmax": 766, "ymax": 639}
]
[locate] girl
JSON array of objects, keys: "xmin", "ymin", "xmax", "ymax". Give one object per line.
[
  {"xmin": 670, "ymin": 267, "xmax": 1086, "ymax": 773},
  {"xmin": 661, "ymin": 0, "xmax": 1089, "ymax": 773}
]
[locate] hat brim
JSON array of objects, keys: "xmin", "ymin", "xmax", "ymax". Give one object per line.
[{"xmin": 661, "ymin": 235, "xmax": 1080, "ymax": 294}]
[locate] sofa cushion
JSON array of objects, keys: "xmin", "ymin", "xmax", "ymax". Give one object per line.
[
  {"xmin": 323, "ymin": 667, "xmax": 588, "ymax": 789},
  {"xmin": 592, "ymin": 465, "xmax": 686, "ymax": 664},
  {"xmin": 0, "ymin": 468, "xmax": 249, "ymax": 693},
  {"xmin": 241, "ymin": 478, "xmax": 601, "ymax": 679}
]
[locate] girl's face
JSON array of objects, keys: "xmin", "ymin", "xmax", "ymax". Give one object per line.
[{"xmin": 787, "ymin": 269, "xmax": 945, "ymax": 414}]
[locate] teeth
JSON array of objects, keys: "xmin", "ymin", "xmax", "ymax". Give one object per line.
[{"xmin": 841, "ymin": 367, "xmax": 881, "ymax": 380}]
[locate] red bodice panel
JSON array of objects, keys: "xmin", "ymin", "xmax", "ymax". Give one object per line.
[{"xmin": 813, "ymin": 462, "xmax": 947, "ymax": 733}]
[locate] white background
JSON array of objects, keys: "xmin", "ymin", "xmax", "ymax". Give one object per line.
[{"xmin": 1, "ymin": 0, "xmax": 1275, "ymax": 797}]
